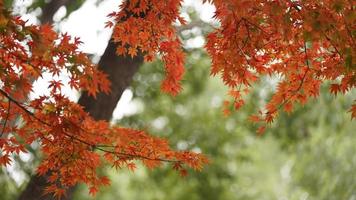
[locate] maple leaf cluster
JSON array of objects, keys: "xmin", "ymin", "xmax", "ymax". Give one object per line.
[
  {"xmin": 108, "ymin": 0, "xmax": 355, "ymax": 130},
  {"xmin": 0, "ymin": 1, "xmax": 207, "ymax": 198},
  {"xmin": 107, "ymin": 0, "xmax": 186, "ymax": 95},
  {"xmin": 203, "ymin": 0, "xmax": 355, "ymax": 131}
]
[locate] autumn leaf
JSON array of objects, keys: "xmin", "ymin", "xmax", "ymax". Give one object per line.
[
  {"xmin": 257, "ymin": 126, "xmax": 266, "ymax": 135},
  {"xmin": 89, "ymin": 187, "xmax": 98, "ymax": 196},
  {"xmin": 127, "ymin": 162, "xmax": 136, "ymax": 172},
  {"xmin": 330, "ymin": 84, "xmax": 340, "ymax": 96},
  {"xmin": 128, "ymin": 47, "xmax": 137, "ymax": 58},
  {"xmin": 284, "ymin": 102, "xmax": 294, "ymax": 114},
  {"xmin": 0, "ymin": 154, "xmax": 12, "ymax": 166}
]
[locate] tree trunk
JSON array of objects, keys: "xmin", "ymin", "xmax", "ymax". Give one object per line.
[{"xmin": 78, "ymin": 41, "xmax": 143, "ymax": 120}]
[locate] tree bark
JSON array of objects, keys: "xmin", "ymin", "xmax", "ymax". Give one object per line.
[
  {"xmin": 78, "ymin": 41, "xmax": 143, "ymax": 120},
  {"xmin": 40, "ymin": 0, "xmax": 71, "ymax": 24}
]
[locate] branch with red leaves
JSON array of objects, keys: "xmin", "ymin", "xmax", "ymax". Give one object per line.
[{"xmin": 0, "ymin": 3, "xmax": 207, "ymax": 198}]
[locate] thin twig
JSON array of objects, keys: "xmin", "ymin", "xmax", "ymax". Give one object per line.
[
  {"xmin": 266, "ymin": 42, "xmax": 311, "ymax": 116},
  {"xmin": 1, "ymin": 100, "xmax": 11, "ymax": 137}
]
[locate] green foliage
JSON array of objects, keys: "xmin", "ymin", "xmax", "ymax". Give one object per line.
[
  {"xmin": 27, "ymin": 0, "xmax": 86, "ymax": 21},
  {"xmin": 293, "ymin": 130, "xmax": 356, "ymax": 200},
  {"xmin": 27, "ymin": 0, "xmax": 47, "ymax": 11},
  {"xmin": 0, "ymin": 171, "xmax": 18, "ymax": 200},
  {"xmin": 64, "ymin": 0, "xmax": 86, "ymax": 18},
  {"xmin": 3, "ymin": 0, "xmax": 13, "ymax": 9}
]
